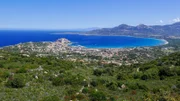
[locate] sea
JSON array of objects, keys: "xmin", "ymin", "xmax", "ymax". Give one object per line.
[{"xmin": 0, "ymin": 30, "xmax": 167, "ymax": 48}]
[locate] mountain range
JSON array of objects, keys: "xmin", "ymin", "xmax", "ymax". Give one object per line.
[{"xmin": 86, "ymin": 22, "xmax": 180, "ymax": 38}]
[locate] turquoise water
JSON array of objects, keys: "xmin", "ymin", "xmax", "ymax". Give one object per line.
[{"xmin": 0, "ymin": 30, "xmax": 167, "ymax": 48}]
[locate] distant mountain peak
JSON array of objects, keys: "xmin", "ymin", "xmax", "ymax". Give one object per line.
[
  {"xmin": 137, "ymin": 24, "xmax": 148, "ymax": 28},
  {"xmin": 121, "ymin": 24, "xmax": 129, "ymax": 26},
  {"xmin": 87, "ymin": 22, "xmax": 180, "ymax": 37},
  {"xmin": 117, "ymin": 24, "xmax": 131, "ymax": 29}
]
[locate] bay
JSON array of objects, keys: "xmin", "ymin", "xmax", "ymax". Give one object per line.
[{"xmin": 0, "ymin": 30, "xmax": 167, "ymax": 48}]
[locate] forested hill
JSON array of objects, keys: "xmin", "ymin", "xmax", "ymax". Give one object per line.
[
  {"xmin": 0, "ymin": 49, "xmax": 180, "ymax": 100},
  {"xmin": 86, "ymin": 22, "xmax": 180, "ymax": 37}
]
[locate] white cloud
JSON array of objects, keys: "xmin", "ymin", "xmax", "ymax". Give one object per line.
[
  {"xmin": 172, "ymin": 17, "xmax": 180, "ymax": 22},
  {"xmin": 159, "ymin": 20, "xmax": 164, "ymax": 23}
]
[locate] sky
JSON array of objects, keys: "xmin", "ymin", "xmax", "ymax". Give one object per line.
[{"xmin": 0, "ymin": 0, "xmax": 180, "ymax": 29}]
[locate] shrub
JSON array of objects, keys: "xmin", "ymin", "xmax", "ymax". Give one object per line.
[
  {"xmin": 93, "ymin": 69, "xmax": 103, "ymax": 76},
  {"xmin": 1, "ymin": 71, "xmax": 10, "ymax": 78},
  {"xmin": 76, "ymin": 94, "xmax": 86, "ymax": 100},
  {"xmin": 82, "ymin": 80, "xmax": 88, "ymax": 87},
  {"xmin": 90, "ymin": 80, "xmax": 98, "ymax": 87},
  {"xmin": 159, "ymin": 67, "xmax": 175, "ymax": 77},
  {"xmin": 141, "ymin": 74, "xmax": 148, "ymax": 80},
  {"xmin": 109, "ymin": 97, "xmax": 116, "ymax": 101},
  {"xmin": 133, "ymin": 72, "xmax": 143, "ymax": 79},
  {"xmin": 52, "ymin": 74, "xmax": 84, "ymax": 86},
  {"xmin": 137, "ymin": 83, "xmax": 149, "ymax": 91},
  {"xmin": 7, "ymin": 64, "xmax": 19, "ymax": 69},
  {"xmin": 158, "ymin": 97, "xmax": 167, "ymax": 101},
  {"xmin": 82, "ymin": 87, "xmax": 89, "ymax": 94},
  {"xmin": 16, "ymin": 68, "xmax": 27, "ymax": 73},
  {"xmin": 52, "ymin": 76, "xmax": 64, "ymax": 86},
  {"xmin": 128, "ymin": 83, "xmax": 139, "ymax": 90},
  {"xmin": 89, "ymin": 91, "xmax": 106, "ymax": 101},
  {"xmin": 176, "ymin": 82, "xmax": 180, "ymax": 89},
  {"xmin": 0, "ymin": 64, "xmax": 4, "ymax": 68},
  {"xmin": 146, "ymin": 68, "xmax": 159, "ymax": 79},
  {"xmin": 0, "ymin": 78, "xmax": 3, "ymax": 83},
  {"xmin": 6, "ymin": 75, "xmax": 25, "ymax": 88},
  {"xmin": 104, "ymin": 68, "xmax": 114, "ymax": 76},
  {"xmin": 117, "ymin": 73, "xmax": 128, "ymax": 80},
  {"xmin": 41, "ymin": 95, "xmax": 60, "ymax": 101},
  {"xmin": 66, "ymin": 88, "xmax": 78, "ymax": 96},
  {"xmin": 152, "ymin": 88, "xmax": 160, "ymax": 93},
  {"xmin": 106, "ymin": 82, "xmax": 117, "ymax": 90}
]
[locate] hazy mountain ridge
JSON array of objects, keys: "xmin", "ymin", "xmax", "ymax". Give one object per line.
[{"xmin": 86, "ymin": 22, "xmax": 180, "ymax": 37}]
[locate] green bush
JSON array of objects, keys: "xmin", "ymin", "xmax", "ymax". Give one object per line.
[
  {"xmin": 109, "ymin": 97, "xmax": 116, "ymax": 101},
  {"xmin": 159, "ymin": 67, "xmax": 175, "ymax": 77},
  {"xmin": 16, "ymin": 68, "xmax": 27, "ymax": 73},
  {"xmin": 0, "ymin": 78, "xmax": 3, "ymax": 83},
  {"xmin": 82, "ymin": 80, "xmax": 88, "ymax": 87},
  {"xmin": 1, "ymin": 71, "xmax": 10, "ymax": 78},
  {"xmin": 52, "ymin": 74, "xmax": 84, "ymax": 86},
  {"xmin": 133, "ymin": 72, "xmax": 143, "ymax": 79},
  {"xmin": 158, "ymin": 97, "xmax": 167, "ymax": 101},
  {"xmin": 82, "ymin": 87, "xmax": 89, "ymax": 94},
  {"xmin": 127, "ymin": 83, "xmax": 139, "ymax": 90},
  {"xmin": 117, "ymin": 72, "xmax": 128, "ymax": 80},
  {"xmin": 90, "ymin": 80, "xmax": 98, "ymax": 87},
  {"xmin": 93, "ymin": 69, "xmax": 103, "ymax": 76},
  {"xmin": 6, "ymin": 75, "xmax": 25, "ymax": 88},
  {"xmin": 141, "ymin": 74, "xmax": 148, "ymax": 80},
  {"xmin": 106, "ymin": 82, "xmax": 117, "ymax": 90},
  {"xmin": 66, "ymin": 88, "xmax": 78, "ymax": 96},
  {"xmin": 41, "ymin": 95, "xmax": 60, "ymax": 101},
  {"xmin": 176, "ymin": 82, "xmax": 180, "ymax": 89},
  {"xmin": 0, "ymin": 64, "xmax": 4, "ymax": 68},
  {"xmin": 152, "ymin": 88, "xmax": 160, "ymax": 93},
  {"xmin": 137, "ymin": 83, "xmax": 149, "ymax": 91},
  {"xmin": 52, "ymin": 76, "xmax": 64, "ymax": 86},
  {"xmin": 146, "ymin": 68, "xmax": 159, "ymax": 79},
  {"xmin": 89, "ymin": 91, "xmax": 106, "ymax": 101},
  {"xmin": 76, "ymin": 94, "xmax": 86, "ymax": 100}
]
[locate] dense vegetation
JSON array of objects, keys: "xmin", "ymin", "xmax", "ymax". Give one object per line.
[{"xmin": 0, "ymin": 49, "xmax": 180, "ymax": 101}]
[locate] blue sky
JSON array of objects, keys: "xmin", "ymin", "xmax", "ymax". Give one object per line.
[{"xmin": 0, "ymin": 0, "xmax": 180, "ymax": 29}]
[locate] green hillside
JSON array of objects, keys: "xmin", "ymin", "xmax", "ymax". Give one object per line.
[{"xmin": 0, "ymin": 50, "xmax": 180, "ymax": 101}]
